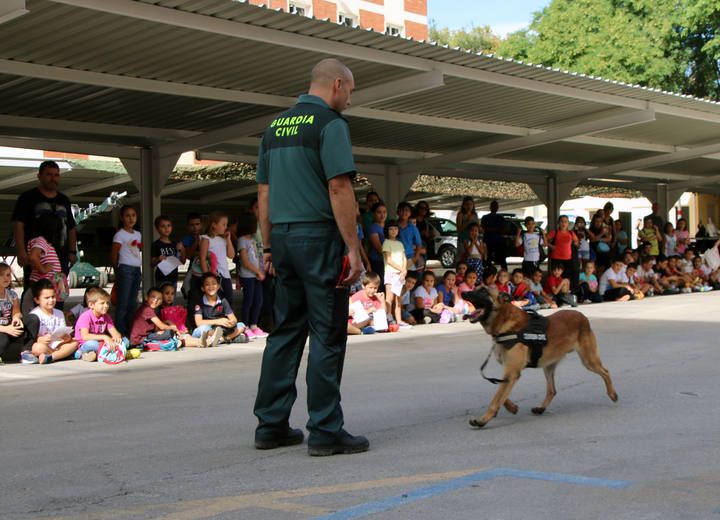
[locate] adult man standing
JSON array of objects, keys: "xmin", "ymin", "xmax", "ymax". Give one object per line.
[
  {"xmin": 646, "ymin": 202, "xmax": 665, "ymax": 230},
  {"xmin": 253, "ymin": 59, "xmax": 368, "ymax": 457},
  {"xmin": 11, "ymin": 160, "xmax": 77, "ymax": 290},
  {"xmin": 480, "ymin": 200, "xmax": 508, "ymax": 270}
]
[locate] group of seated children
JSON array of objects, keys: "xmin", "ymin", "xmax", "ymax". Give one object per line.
[{"xmin": 0, "ymin": 261, "xmax": 252, "ymax": 365}]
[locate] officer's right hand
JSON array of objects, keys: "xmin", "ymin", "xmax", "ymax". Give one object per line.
[
  {"xmin": 342, "ymin": 249, "xmax": 363, "ymax": 286},
  {"xmin": 263, "ymin": 252, "xmax": 274, "ymax": 277}
]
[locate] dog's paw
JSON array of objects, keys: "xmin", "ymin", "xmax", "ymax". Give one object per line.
[
  {"xmin": 504, "ymin": 402, "xmax": 519, "ymax": 415},
  {"xmin": 469, "ymin": 418, "xmax": 486, "ymax": 428},
  {"xmin": 531, "ymin": 407, "xmax": 546, "ymax": 415}
]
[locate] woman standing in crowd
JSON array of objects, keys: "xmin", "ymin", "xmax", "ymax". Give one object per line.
[
  {"xmin": 547, "ymin": 215, "xmax": 579, "ymax": 290},
  {"xmin": 455, "ymin": 197, "xmax": 479, "ymax": 261}
]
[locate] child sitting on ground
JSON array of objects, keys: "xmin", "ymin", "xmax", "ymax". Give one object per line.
[
  {"xmin": 348, "ymin": 272, "xmax": 386, "ymax": 335},
  {"xmin": 437, "ymin": 270, "xmax": 464, "ymax": 320},
  {"xmin": 527, "ymin": 268, "xmax": 556, "ymax": 309},
  {"xmin": 624, "ymin": 263, "xmax": 647, "ymax": 299},
  {"xmin": 21, "ymin": 280, "xmax": 78, "ymax": 364},
  {"xmin": 411, "ymin": 271, "xmax": 445, "ymax": 324},
  {"xmin": 509, "ymin": 268, "xmax": 538, "ymax": 310},
  {"xmin": 458, "ymin": 269, "xmax": 478, "ymax": 294},
  {"xmin": 495, "ymin": 269, "xmax": 511, "ymax": 295},
  {"xmin": 73, "ymin": 287, "xmax": 129, "ymax": 362},
  {"xmin": 578, "ymin": 261, "xmax": 602, "ymax": 303},
  {"xmin": 455, "ymin": 262, "xmax": 468, "ymax": 285},
  {"xmin": 0, "ymin": 262, "xmax": 24, "ymax": 364},
  {"xmin": 131, "ymin": 287, "xmax": 205, "ymax": 350},
  {"xmin": 192, "ymin": 273, "xmax": 248, "ymax": 345},
  {"xmin": 399, "ymin": 271, "xmax": 418, "ymax": 326},
  {"xmin": 636, "ymin": 256, "xmax": 662, "ymax": 296},
  {"xmin": 544, "ymin": 263, "xmax": 577, "ymax": 307},
  {"xmin": 480, "ymin": 265, "xmax": 497, "ymax": 289},
  {"xmin": 599, "ymin": 259, "xmax": 636, "ymax": 302}
]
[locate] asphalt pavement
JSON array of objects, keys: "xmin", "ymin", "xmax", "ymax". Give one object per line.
[{"xmin": 1, "ymin": 292, "xmax": 719, "ymax": 520}]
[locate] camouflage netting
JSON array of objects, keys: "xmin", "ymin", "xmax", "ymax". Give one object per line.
[{"xmin": 70, "ymin": 160, "xmax": 643, "ymax": 200}]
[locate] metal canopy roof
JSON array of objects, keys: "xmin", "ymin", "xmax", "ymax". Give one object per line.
[{"xmin": 1, "ymin": 0, "xmax": 720, "ymax": 204}]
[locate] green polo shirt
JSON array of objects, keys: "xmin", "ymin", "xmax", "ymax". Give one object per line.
[{"xmin": 256, "ymin": 94, "xmax": 356, "ymax": 224}]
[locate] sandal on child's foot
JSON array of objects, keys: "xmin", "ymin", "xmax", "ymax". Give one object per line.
[
  {"xmin": 210, "ymin": 328, "xmax": 223, "ymax": 348},
  {"xmin": 200, "ymin": 330, "xmax": 209, "ymax": 348}
]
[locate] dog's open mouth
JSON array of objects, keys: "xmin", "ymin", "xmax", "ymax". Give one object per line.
[{"xmin": 467, "ymin": 307, "xmax": 486, "ymax": 323}]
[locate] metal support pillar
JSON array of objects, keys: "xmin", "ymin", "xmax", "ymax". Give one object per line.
[
  {"xmin": 365, "ymin": 167, "xmax": 418, "ymax": 214},
  {"xmin": 529, "ymin": 174, "xmax": 578, "ymax": 228},
  {"xmin": 639, "ymin": 184, "xmax": 685, "ymax": 223},
  {"xmin": 122, "ymin": 148, "xmax": 178, "ymax": 293}
]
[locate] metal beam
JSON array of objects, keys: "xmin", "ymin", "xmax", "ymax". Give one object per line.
[
  {"xmin": 156, "ymin": 72, "xmax": 445, "ymax": 157},
  {"xmin": 64, "ymin": 175, "xmax": 131, "ymax": 196},
  {"xmin": 350, "ymin": 71, "xmax": 444, "ymax": 106},
  {"xmin": 49, "ymin": 0, "xmax": 720, "ymax": 124},
  {"xmin": 577, "ymin": 141, "xmax": 720, "ymax": 180},
  {"xmin": 0, "ymin": 135, "xmax": 140, "ymax": 159},
  {"xmin": 161, "ymin": 180, "xmax": 212, "ymax": 196},
  {"xmin": 200, "ymin": 184, "xmax": 258, "ymax": 203},
  {"xmin": 0, "ymin": 114, "xmax": 194, "ymax": 142},
  {"xmin": 0, "ymin": 170, "xmax": 38, "ymax": 190},
  {"xmin": 400, "ymin": 109, "xmax": 656, "ymax": 173},
  {"xmin": 0, "ymin": 1, "xmax": 28, "ymax": 25}
]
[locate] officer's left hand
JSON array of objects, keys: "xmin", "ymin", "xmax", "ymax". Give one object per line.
[{"xmin": 342, "ymin": 249, "xmax": 363, "ymax": 286}]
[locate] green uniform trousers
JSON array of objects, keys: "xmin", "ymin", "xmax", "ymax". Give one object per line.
[{"xmin": 253, "ymin": 221, "xmax": 349, "ymax": 445}]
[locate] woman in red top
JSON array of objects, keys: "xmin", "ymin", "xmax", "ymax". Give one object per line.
[{"xmin": 547, "ymin": 215, "xmax": 579, "ymax": 290}]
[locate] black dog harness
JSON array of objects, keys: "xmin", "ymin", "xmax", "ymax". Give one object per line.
[{"xmin": 481, "ymin": 311, "xmax": 549, "ymax": 384}]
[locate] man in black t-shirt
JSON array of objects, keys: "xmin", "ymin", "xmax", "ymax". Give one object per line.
[{"xmin": 11, "ymin": 161, "xmax": 77, "ymax": 286}]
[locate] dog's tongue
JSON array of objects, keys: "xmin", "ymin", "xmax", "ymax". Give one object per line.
[{"xmin": 467, "ymin": 308, "xmax": 485, "ymax": 323}]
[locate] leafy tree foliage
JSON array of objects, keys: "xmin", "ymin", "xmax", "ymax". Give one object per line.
[
  {"xmin": 433, "ymin": 1, "xmax": 720, "ymax": 100},
  {"xmin": 429, "ymin": 20, "xmax": 500, "ymax": 54}
]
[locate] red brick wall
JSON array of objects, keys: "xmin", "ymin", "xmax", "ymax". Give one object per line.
[
  {"xmin": 43, "ymin": 151, "xmax": 88, "ymax": 160},
  {"xmin": 313, "ymin": 0, "xmax": 337, "ymax": 21},
  {"xmin": 405, "ymin": 20, "xmax": 428, "ymax": 40},
  {"xmin": 404, "ymin": 0, "xmax": 427, "ymax": 16},
  {"xmin": 360, "ymin": 9, "xmax": 385, "ymax": 32},
  {"xmin": 248, "ymin": 0, "xmax": 288, "ymax": 8}
]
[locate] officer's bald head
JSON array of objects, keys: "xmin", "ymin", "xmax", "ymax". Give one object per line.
[
  {"xmin": 310, "ymin": 59, "xmax": 352, "ymax": 88},
  {"xmin": 309, "ymin": 59, "xmax": 355, "ymax": 112}
]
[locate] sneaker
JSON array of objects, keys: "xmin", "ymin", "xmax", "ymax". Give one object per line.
[
  {"xmin": 20, "ymin": 351, "xmax": 38, "ymax": 365},
  {"xmin": 235, "ymin": 332, "xmax": 249, "ymax": 344},
  {"xmin": 308, "ymin": 430, "xmax": 370, "ymax": 457},
  {"xmin": 199, "ymin": 330, "xmax": 209, "ymax": 348},
  {"xmin": 681, "ymin": 287, "xmax": 692, "ymax": 294},
  {"xmin": 39, "ymin": 353, "xmax": 53, "ymax": 364},
  {"xmin": 647, "ymin": 288, "xmax": 654, "ymax": 297},
  {"xmin": 361, "ymin": 326, "xmax": 376, "ymax": 335},
  {"xmin": 251, "ymin": 326, "xmax": 269, "ymax": 338},
  {"xmin": 255, "ymin": 427, "xmax": 304, "ymax": 450},
  {"xmin": 81, "ymin": 352, "xmax": 97, "ymax": 362},
  {"xmin": 423, "ymin": 316, "xmax": 432, "ymax": 324},
  {"xmin": 244, "ymin": 328, "xmax": 257, "ymax": 340},
  {"xmin": 398, "ymin": 322, "xmax": 412, "ymax": 329}
]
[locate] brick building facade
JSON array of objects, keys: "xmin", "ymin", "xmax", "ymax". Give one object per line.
[{"xmin": 248, "ymin": 0, "xmax": 429, "ymax": 40}]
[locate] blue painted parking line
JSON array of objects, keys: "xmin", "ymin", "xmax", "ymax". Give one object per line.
[{"xmin": 312, "ymin": 468, "xmax": 631, "ymax": 520}]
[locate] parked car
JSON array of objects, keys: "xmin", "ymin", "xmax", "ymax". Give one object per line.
[
  {"xmin": 427, "ymin": 217, "xmax": 458, "ymax": 268},
  {"xmin": 425, "ymin": 215, "xmax": 545, "ymax": 268}
]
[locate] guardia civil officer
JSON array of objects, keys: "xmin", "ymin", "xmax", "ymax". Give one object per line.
[{"xmin": 253, "ymin": 59, "xmax": 368, "ymax": 456}]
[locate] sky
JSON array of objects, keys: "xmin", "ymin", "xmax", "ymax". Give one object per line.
[{"xmin": 427, "ymin": 0, "xmax": 550, "ymax": 36}]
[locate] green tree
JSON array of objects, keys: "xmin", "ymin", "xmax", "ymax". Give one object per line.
[
  {"xmin": 495, "ymin": 0, "xmax": 720, "ymax": 100},
  {"xmin": 429, "ymin": 20, "xmax": 500, "ymax": 54}
]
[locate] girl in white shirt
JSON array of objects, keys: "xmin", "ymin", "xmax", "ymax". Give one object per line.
[
  {"xmin": 199, "ymin": 211, "xmax": 236, "ymax": 306},
  {"xmin": 111, "ymin": 206, "xmax": 142, "ymax": 336}
]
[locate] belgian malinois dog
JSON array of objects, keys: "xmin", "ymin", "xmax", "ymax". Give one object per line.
[{"xmin": 462, "ymin": 287, "xmax": 618, "ymax": 428}]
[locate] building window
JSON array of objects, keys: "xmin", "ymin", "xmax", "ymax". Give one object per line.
[
  {"xmin": 338, "ymin": 14, "xmax": 355, "ymax": 27},
  {"xmin": 289, "ymin": 3, "xmax": 308, "ymax": 16},
  {"xmin": 385, "ymin": 24, "xmax": 402, "ymax": 37}
]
